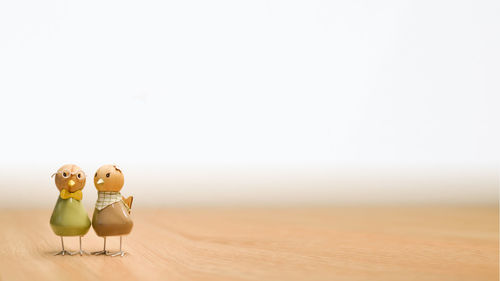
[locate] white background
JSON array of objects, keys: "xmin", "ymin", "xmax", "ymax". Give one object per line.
[{"xmin": 0, "ymin": 0, "xmax": 498, "ymax": 207}]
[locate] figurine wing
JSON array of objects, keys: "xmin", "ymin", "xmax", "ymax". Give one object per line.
[{"xmin": 122, "ymin": 196, "xmax": 133, "ymax": 209}]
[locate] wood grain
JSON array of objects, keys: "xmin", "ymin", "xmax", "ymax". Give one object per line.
[{"xmin": 0, "ymin": 207, "xmax": 497, "ymax": 281}]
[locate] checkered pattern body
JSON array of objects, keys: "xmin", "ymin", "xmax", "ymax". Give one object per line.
[{"xmin": 95, "ymin": 191, "xmax": 123, "ymax": 210}]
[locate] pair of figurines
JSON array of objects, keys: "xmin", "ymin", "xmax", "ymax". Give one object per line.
[{"xmin": 50, "ymin": 164, "xmax": 133, "ymax": 257}]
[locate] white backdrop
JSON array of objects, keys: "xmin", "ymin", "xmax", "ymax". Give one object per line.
[{"xmin": 0, "ymin": 0, "xmax": 498, "ymax": 207}]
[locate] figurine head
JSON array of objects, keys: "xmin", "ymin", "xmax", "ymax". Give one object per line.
[
  {"xmin": 52, "ymin": 164, "xmax": 86, "ymax": 193},
  {"xmin": 94, "ymin": 164, "xmax": 124, "ymax": 192}
]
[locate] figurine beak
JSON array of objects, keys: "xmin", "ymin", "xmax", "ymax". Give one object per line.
[
  {"xmin": 97, "ymin": 178, "xmax": 104, "ymax": 185},
  {"xmin": 67, "ymin": 180, "xmax": 76, "ymax": 187}
]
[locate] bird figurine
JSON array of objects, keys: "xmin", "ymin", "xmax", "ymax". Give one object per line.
[
  {"xmin": 50, "ymin": 164, "xmax": 91, "ymax": 256},
  {"xmin": 91, "ymin": 165, "xmax": 133, "ymax": 257}
]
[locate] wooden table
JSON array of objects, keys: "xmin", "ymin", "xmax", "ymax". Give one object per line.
[{"xmin": 0, "ymin": 207, "xmax": 497, "ymax": 281}]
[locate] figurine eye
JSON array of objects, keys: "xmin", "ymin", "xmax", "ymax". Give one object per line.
[
  {"xmin": 106, "ymin": 173, "xmax": 110, "ymax": 178},
  {"xmin": 62, "ymin": 171, "xmax": 69, "ymax": 178},
  {"xmin": 77, "ymin": 172, "xmax": 83, "ymax": 179},
  {"xmin": 94, "ymin": 172, "xmax": 97, "ymax": 178}
]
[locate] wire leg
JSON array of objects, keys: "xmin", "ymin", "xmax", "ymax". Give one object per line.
[
  {"xmin": 92, "ymin": 237, "xmax": 108, "ymax": 255},
  {"xmin": 54, "ymin": 237, "xmax": 71, "ymax": 256},
  {"xmin": 110, "ymin": 236, "xmax": 126, "ymax": 257},
  {"xmin": 70, "ymin": 236, "xmax": 89, "ymax": 256}
]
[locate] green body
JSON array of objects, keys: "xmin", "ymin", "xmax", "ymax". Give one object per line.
[{"xmin": 50, "ymin": 197, "xmax": 91, "ymax": 236}]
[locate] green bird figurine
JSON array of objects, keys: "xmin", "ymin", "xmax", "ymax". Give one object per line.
[{"xmin": 49, "ymin": 164, "xmax": 91, "ymax": 256}]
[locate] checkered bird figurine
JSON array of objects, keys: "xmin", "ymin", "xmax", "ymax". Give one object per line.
[{"xmin": 91, "ymin": 165, "xmax": 133, "ymax": 256}]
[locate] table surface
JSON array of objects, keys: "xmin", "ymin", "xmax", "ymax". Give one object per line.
[{"xmin": 0, "ymin": 206, "xmax": 497, "ymax": 281}]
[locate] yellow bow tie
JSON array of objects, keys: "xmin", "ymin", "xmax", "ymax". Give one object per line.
[{"xmin": 60, "ymin": 189, "xmax": 83, "ymax": 201}]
